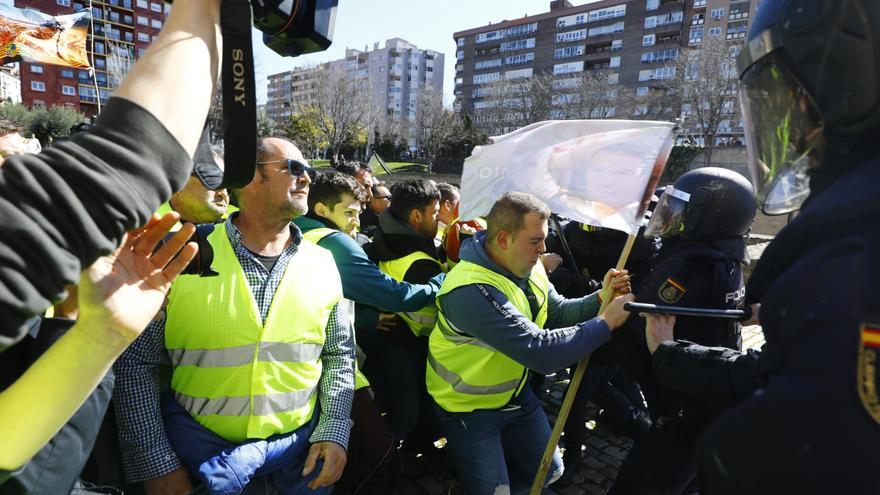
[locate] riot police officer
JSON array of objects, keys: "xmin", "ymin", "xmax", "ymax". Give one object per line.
[
  {"xmin": 640, "ymin": 1, "xmax": 880, "ymax": 493},
  {"xmin": 608, "ymin": 167, "xmax": 756, "ymax": 494}
]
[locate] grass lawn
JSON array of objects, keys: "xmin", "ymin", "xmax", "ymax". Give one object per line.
[{"xmin": 309, "ymin": 159, "xmax": 427, "ymax": 175}]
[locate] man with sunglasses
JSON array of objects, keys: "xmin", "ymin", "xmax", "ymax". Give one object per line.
[
  {"xmin": 359, "ymin": 183, "xmax": 391, "ymax": 239},
  {"xmin": 114, "ymin": 137, "xmax": 354, "ymax": 495}
]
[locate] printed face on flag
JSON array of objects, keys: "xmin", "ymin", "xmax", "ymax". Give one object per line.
[{"xmin": 460, "ymin": 120, "xmax": 675, "ymax": 235}]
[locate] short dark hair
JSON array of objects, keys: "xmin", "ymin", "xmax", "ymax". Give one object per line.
[
  {"xmin": 389, "ymin": 179, "xmax": 440, "ymax": 222},
  {"xmin": 437, "ymin": 183, "xmax": 459, "ymax": 202},
  {"xmin": 334, "ymin": 160, "xmax": 361, "ymax": 177},
  {"xmin": 370, "ymin": 183, "xmax": 389, "ymax": 197},
  {"xmin": 308, "ymin": 170, "xmax": 366, "ymax": 211},
  {"xmin": 486, "ymin": 192, "xmax": 551, "ymax": 240}
]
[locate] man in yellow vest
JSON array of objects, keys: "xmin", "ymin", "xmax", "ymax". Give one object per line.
[
  {"xmin": 426, "ymin": 192, "xmax": 633, "ymax": 494},
  {"xmin": 114, "ymin": 137, "xmax": 354, "ymax": 495},
  {"xmin": 363, "ymin": 179, "xmax": 445, "ymax": 452}
]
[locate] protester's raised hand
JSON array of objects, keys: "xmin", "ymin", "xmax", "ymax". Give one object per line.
[
  {"xmin": 78, "ymin": 213, "xmax": 198, "ymax": 343},
  {"xmin": 644, "ymin": 313, "xmax": 676, "ymax": 354}
]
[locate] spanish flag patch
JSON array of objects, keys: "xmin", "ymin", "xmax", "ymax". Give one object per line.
[
  {"xmin": 657, "ymin": 277, "xmax": 687, "ymax": 304},
  {"xmin": 858, "ymin": 323, "xmax": 880, "ymax": 424}
]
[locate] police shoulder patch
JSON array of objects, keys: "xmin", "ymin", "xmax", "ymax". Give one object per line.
[
  {"xmin": 657, "ymin": 277, "xmax": 687, "ymax": 304},
  {"xmin": 858, "ymin": 323, "xmax": 880, "ymax": 424}
]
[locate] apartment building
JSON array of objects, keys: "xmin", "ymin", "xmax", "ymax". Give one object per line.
[
  {"xmin": 453, "ymin": 0, "xmax": 759, "ymax": 140},
  {"xmin": 15, "ymin": 0, "xmax": 169, "ymax": 116},
  {"xmin": 266, "ymin": 38, "xmax": 445, "ymax": 150}
]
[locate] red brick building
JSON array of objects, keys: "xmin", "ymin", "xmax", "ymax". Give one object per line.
[{"xmin": 14, "ymin": 0, "xmax": 169, "ymax": 117}]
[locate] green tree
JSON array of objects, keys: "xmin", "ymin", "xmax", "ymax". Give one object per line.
[
  {"xmin": 282, "ymin": 107, "xmax": 327, "ymax": 159},
  {"xmin": 28, "ymin": 106, "xmax": 85, "ymax": 146},
  {"xmin": 0, "ymin": 103, "xmax": 33, "ymax": 131}
]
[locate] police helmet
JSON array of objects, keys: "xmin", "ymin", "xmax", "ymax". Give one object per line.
[
  {"xmin": 738, "ymin": 0, "xmax": 880, "ymax": 214},
  {"xmin": 644, "ymin": 167, "xmax": 756, "ymax": 240}
]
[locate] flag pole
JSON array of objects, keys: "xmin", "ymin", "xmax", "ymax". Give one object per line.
[{"xmin": 529, "ymin": 233, "xmax": 637, "ymax": 495}]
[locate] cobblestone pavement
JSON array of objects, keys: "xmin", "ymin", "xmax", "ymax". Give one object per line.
[{"xmin": 395, "ymin": 325, "xmax": 766, "ymax": 495}]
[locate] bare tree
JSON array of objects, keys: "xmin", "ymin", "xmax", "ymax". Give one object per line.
[
  {"xmin": 474, "ymin": 72, "xmax": 555, "ymax": 134},
  {"xmin": 105, "ymin": 41, "xmax": 134, "ymax": 89},
  {"xmin": 553, "ymin": 71, "xmax": 630, "ymax": 120},
  {"xmin": 676, "ymin": 37, "xmax": 743, "ymax": 164},
  {"xmin": 415, "ymin": 86, "xmax": 458, "ymax": 172},
  {"xmin": 300, "ymin": 67, "xmax": 373, "ymax": 165}
]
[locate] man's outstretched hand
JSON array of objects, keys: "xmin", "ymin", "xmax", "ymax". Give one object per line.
[{"xmin": 77, "ymin": 212, "xmax": 197, "ymax": 344}]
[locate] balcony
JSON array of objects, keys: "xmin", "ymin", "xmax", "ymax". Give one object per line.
[
  {"xmin": 93, "ymin": 0, "xmax": 133, "ymax": 11},
  {"xmin": 693, "ymin": 0, "xmax": 707, "ymax": 8}
]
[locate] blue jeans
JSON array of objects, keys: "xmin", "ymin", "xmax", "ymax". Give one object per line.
[{"xmin": 435, "ymin": 388, "xmax": 563, "ymax": 495}]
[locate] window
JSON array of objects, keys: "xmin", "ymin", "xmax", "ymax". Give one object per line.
[
  {"xmin": 61, "ymin": 69, "xmax": 74, "ymax": 78},
  {"xmin": 554, "ymin": 45, "xmax": 585, "ymax": 59},
  {"xmin": 693, "ymin": 0, "xmax": 707, "ymax": 6},
  {"xmin": 124, "ymin": 15, "xmax": 133, "ymax": 24},
  {"xmin": 692, "ymin": 13, "xmax": 705, "ymax": 25},
  {"xmin": 612, "ymin": 39, "xmax": 623, "ymax": 51},
  {"xmin": 454, "ymin": 77, "xmax": 463, "ymax": 85},
  {"xmin": 500, "ymin": 38, "xmax": 535, "ymax": 51},
  {"xmin": 610, "ymin": 56, "xmax": 621, "ymax": 68},
  {"xmin": 456, "ymin": 51, "xmax": 464, "ymax": 60},
  {"xmin": 556, "ymin": 29, "xmax": 587, "ymax": 43},
  {"xmin": 151, "ymin": 19, "xmax": 162, "ymax": 29},
  {"xmin": 689, "ymin": 25, "xmax": 704, "ymax": 44},
  {"xmin": 95, "ymin": 58, "xmax": 106, "ymax": 69},
  {"xmin": 553, "ymin": 61, "xmax": 584, "ymax": 75},
  {"xmin": 30, "ymin": 64, "xmax": 43, "ymax": 74},
  {"xmin": 31, "ymin": 81, "xmax": 45, "ymax": 92},
  {"xmin": 641, "ymin": 48, "xmax": 679, "ymax": 63},
  {"xmin": 125, "ymin": 32, "xmax": 133, "ymax": 41},
  {"xmin": 137, "ymin": 16, "xmax": 148, "ymax": 25},
  {"xmin": 138, "ymin": 32, "xmax": 150, "ymax": 42},
  {"xmin": 505, "ymin": 68, "xmax": 532, "ymax": 79},
  {"xmin": 708, "ymin": 27, "xmax": 722, "ymax": 37},
  {"xmin": 646, "ymin": 0, "xmax": 659, "ymax": 10},
  {"xmin": 61, "ymin": 85, "xmax": 76, "ymax": 96},
  {"xmin": 473, "ymin": 72, "xmax": 501, "ymax": 84},
  {"xmin": 588, "ymin": 5, "xmax": 626, "ymax": 22},
  {"xmin": 643, "ymin": 34, "xmax": 656, "ymax": 46},
  {"xmin": 638, "ymin": 66, "xmax": 676, "ymax": 81},
  {"xmin": 505, "ymin": 23, "xmax": 537, "ymax": 37},
  {"xmin": 475, "ymin": 29, "xmax": 505, "ymax": 43},
  {"xmin": 150, "ymin": 2, "xmax": 162, "ymax": 12},
  {"xmin": 94, "ymin": 41, "xmax": 105, "ymax": 54},
  {"xmin": 32, "ymin": 100, "xmax": 45, "ymax": 108},
  {"xmin": 457, "ymin": 38, "xmax": 465, "ymax": 47},
  {"xmin": 504, "ymin": 53, "xmax": 534, "ymax": 65},
  {"xmin": 136, "ymin": 0, "xmax": 147, "ymax": 7},
  {"xmin": 57, "ymin": 0, "xmax": 71, "ymax": 6},
  {"xmin": 710, "ymin": 8, "xmax": 725, "ymax": 19},
  {"xmin": 645, "ymin": 12, "xmax": 683, "ymax": 29},
  {"xmin": 636, "ymin": 86, "xmax": 649, "ymax": 96},
  {"xmin": 588, "ymin": 22, "xmax": 624, "ymax": 37}
]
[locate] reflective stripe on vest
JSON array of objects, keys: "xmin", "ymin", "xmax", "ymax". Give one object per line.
[
  {"xmin": 165, "ymin": 225, "xmax": 342, "ymax": 443},
  {"xmin": 426, "ymin": 259, "xmax": 549, "ymax": 413},
  {"xmin": 378, "ymin": 251, "xmax": 444, "ymax": 337},
  {"xmin": 302, "ymin": 226, "xmax": 371, "ymax": 391}
]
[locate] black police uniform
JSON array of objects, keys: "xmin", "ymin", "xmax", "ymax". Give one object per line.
[
  {"xmin": 646, "ymin": 160, "xmax": 880, "ymax": 495},
  {"xmin": 609, "ymin": 235, "xmax": 746, "ymax": 495}
]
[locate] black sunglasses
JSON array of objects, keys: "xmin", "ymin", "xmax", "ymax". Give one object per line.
[{"xmin": 259, "ymin": 159, "xmax": 317, "ymax": 180}]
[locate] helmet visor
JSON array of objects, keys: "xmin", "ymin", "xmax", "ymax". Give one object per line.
[
  {"xmin": 644, "ymin": 186, "xmax": 689, "ymax": 238},
  {"xmin": 739, "ymin": 54, "xmax": 824, "ymax": 215}
]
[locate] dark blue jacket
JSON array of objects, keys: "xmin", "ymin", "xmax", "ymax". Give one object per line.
[
  {"xmin": 293, "ymin": 215, "xmax": 443, "ymax": 331},
  {"xmin": 439, "ymin": 230, "xmax": 612, "ymax": 376}
]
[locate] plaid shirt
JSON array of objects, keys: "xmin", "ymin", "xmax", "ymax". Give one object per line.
[{"xmin": 113, "ymin": 216, "xmax": 355, "ymax": 483}]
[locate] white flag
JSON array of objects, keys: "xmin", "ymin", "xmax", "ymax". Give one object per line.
[{"xmin": 459, "ymin": 120, "xmax": 675, "ymax": 235}]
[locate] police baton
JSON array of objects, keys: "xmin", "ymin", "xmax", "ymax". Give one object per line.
[{"xmin": 624, "ymin": 302, "xmax": 752, "ymax": 321}]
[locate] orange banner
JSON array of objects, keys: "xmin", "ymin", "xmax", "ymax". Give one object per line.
[{"xmin": 0, "ymin": 5, "xmax": 91, "ymax": 69}]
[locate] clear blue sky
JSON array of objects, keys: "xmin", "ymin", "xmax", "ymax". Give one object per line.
[{"xmin": 253, "ymin": 0, "xmax": 603, "ymax": 106}]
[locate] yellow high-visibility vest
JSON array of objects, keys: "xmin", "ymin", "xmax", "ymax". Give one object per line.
[
  {"xmin": 378, "ymin": 251, "xmax": 445, "ymax": 337},
  {"xmin": 302, "ymin": 226, "xmax": 370, "ymax": 391},
  {"xmin": 426, "ymin": 260, "xmax": 549, "ymax": 412},
  {"xmin": 165, "ymin": 226, "xmax": 342, "ymax": 443}
]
